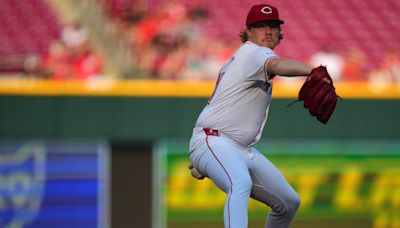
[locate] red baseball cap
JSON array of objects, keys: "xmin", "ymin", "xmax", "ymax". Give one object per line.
[{"xmin": 246, "ymin": 4, "xmax": 284, "ymax": 27}]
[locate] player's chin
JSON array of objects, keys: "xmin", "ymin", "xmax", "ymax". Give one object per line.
[{"xmin": 261, "ymin": 41, "xmax": 276, "ymax": 49}]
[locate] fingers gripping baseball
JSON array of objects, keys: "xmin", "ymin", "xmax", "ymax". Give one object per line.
[{"xmin": 188, "ymin": 163, "xmax": 205, "ymax": 180}]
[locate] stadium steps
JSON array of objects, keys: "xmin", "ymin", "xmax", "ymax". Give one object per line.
[{"xmin": 46, "ymin": 0, "xmax": 137, "ymax": 78}]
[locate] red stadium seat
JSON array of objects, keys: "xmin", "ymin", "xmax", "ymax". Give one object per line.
[{"xmin": 0, "ymin": 0, "xmax": 61, "ymax": 57}]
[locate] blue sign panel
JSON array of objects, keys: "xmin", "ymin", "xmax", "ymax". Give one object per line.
[{"xmin": 0, "ymin": 140, "xmax": 109, "ymax": 228}]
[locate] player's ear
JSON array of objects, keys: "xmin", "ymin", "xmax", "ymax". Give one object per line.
[{"xmin": 275, "ymin": 33, "xmax": 283, "ymax": 46}]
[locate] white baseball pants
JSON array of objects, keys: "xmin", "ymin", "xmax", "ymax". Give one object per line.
[{"xmin": 189, "ymin": 127, "xmax": 300, "ymax": 228}]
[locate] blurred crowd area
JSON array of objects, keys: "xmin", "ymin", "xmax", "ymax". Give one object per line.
[
  {"xmin": 0, "ymin": 0, "xmax": 399, "ymax": 83},
  {"xmin": 34, "ymin": 22, "xmax": 103, "ymax": 81},
  {"xmin": 107, "ymin": 0, "xmax": 237, "ymax": 80}
]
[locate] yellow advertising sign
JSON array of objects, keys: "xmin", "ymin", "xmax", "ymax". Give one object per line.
[{"xmin": 153, "ymin": 139, "xmax": 400, "ymax": 228}]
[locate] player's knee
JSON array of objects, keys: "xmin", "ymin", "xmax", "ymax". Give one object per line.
[
  {"xmin": 271, "ymin": 191, "xmax": 300, "ymax": 216},
  {"xmin": 229, "ymin": 175, "xmax": 252, "ymax": 195},
  {"xmin": 285, "ymin": 192, "xmax": 300, "ymax": 214}
]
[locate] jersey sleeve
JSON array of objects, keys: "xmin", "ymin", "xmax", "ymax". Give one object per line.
[{"xmin": 243, "ymin": 47, "xmax": 277, "ymax": 82}]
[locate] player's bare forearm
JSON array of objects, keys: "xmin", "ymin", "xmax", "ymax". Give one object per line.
[{"xmin": 267, "ymin": 57, "xmax": 312, "ymax": 77}]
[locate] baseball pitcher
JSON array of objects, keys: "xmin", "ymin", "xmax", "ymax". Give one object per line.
[{"xmin": 188, "ymin": 3, "xmax": 339, "ymax": 228}]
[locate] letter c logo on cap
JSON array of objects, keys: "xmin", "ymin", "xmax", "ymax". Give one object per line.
[{"xmin": 261, "ymin": 6, "xmax": 272, "ymax": 14}]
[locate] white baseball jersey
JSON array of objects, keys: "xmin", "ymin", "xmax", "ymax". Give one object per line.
[{"xmin": 195, "ymin": 41, "xmax": 277, "ymax": 147}]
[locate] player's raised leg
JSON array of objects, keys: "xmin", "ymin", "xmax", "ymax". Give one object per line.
[{"xmin": 248, "ymin": 148, "xmax": 300, "ymax": 228}]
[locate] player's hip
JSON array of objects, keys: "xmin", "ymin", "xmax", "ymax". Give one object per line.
[{"xmin": 189, "ymin": 127, "xmax": 250, "ymax": 169}]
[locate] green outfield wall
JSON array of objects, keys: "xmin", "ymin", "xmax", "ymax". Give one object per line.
[
  {"xmin": 1, "ymin": 81, "xmax": 400, "ymax": 228},
  {"xmin": 0, "ymin": 96, "xmax": 399, "ymax": 140}
]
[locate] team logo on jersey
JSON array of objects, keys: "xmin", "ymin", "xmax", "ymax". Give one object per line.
[{"xmin": 261, "ymin": 6, "xmax": 273, "ymax": 14}]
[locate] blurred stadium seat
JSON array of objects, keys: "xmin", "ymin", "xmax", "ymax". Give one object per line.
[
  {"xmin": 105, "ymin": 0, "xmax": 400, "ymax": 70},
  {"xmin": 105, "ymin": 0, "xmax": 400, "ymax": 80},
  {"xmin": 200, "ymin": 0, "xmax": 400, "ymax": 68},
  {"xmin": 0, "ymin": 0, "xmax": 399, "ymax": 79},
  {"xmin": 0, "ymin": 0, "xmax": 61, "ymax": 72}
]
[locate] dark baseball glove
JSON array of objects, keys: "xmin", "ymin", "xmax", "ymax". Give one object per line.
[{"xmin": 297, "ymin": 66, "xmax": 340, "ymax": 124}]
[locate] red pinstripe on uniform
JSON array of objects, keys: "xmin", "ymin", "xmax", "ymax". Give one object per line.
[
  {"xmin": 264, "ymin": 56, "xmax": 276, "ymax": 84},
  {"xmin": 205, "ymin": 135, "xmax": 233, "ymax": 228}
]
